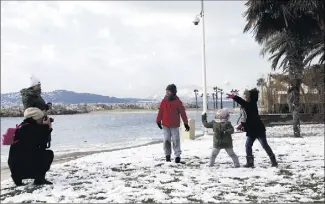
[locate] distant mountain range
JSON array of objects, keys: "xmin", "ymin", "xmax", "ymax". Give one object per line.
[
  {"xmin": 1, "ymin": 85, "xmax": 235, "ymax": 106},
  {"xmin": 1, "ymin": 90, "xmax": 150, "ymax": 106}
]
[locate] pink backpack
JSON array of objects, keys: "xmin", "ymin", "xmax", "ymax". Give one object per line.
[{"xmin": 2, "ymin": 124, "xmax": 24, "ymax": 146}]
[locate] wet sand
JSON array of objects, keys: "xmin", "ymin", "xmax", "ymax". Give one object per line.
[{"xmin": 1, "ymin": 140, "xmax": 163, "ymax": 182}]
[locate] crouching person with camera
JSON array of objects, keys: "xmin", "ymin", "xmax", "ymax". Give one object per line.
[{"xmin": 8, "ymin": 108, "xmax": 54, "ymax": 186}]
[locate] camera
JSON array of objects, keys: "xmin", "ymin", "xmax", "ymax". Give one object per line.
[
  {"xmin": 44, "ymin": 116, "xmax": 54, "ymax": 123},
  {"xmin": 193, "ymin": 16, "xmax": 200, "ymax": 25}
]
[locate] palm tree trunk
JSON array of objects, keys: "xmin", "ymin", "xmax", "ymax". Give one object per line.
[
  {"xmin": 288, "ymin": 55, "xmax": 304, "ymax": 137},
  {"xmin": 300, "ymin": 85, "xmax": 307, "ymax": 113},
  {"xmin": 261, "ymin": 85, "xmax": 264, "ymax": 106},
  {"xmin": 291, "ymin": 82, "xmax": 301, "ymax": 137}
]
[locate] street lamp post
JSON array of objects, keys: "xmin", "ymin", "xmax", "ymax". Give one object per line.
[
  {"xmin": 231, "ymin": 89, "xmax": 239, "ymax": 108},
  {"xmin": 194, "ymin": 89, "xmax": 199, "ymax": 109},
  {"xmin": 212, "ymin": 93, "xmax": 216, "ymax": 109},
  {"xmin": 213, "ymin": 86, "xmax": 218, "ymax": 109},
  {"xmin": 231, "ymin": 89, "xmax": 235, "ymax": 108},
  {"xmin": 207, "ymin": 93, "xmax": 210, "ymax": 110},
  {"xmin": 218, "ymin": 88, "xmax": 223, "ymax": 109},
  {"xmin": 193, "ymin": 0, "xmax": 208, "ymax": 136}
]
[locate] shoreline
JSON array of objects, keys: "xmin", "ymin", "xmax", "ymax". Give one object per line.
[{"xmin": 0, "ymin": 108, "xmax": 241, "ymax": 117}]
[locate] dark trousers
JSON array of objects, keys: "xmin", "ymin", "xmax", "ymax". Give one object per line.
[
  {"xmin": 34, "ymin": 150, "xmax": 54, "ymax": 180},
  {"xmin": 245, "ymin": 136, "xmax": 275, "ymax": 157},
  {"xmin": 9, "ymin": 150, "xmax": 54, "ymax": 180}
]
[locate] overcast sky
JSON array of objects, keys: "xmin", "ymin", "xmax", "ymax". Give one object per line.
[{"xmin": 1, "ymin": 1, "xmax": 274, "ymax": 98}]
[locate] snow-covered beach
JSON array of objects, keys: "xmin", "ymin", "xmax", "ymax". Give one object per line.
[{"xmin": 1, "ymin": 124, "xmax": 324, "ymax": 203}]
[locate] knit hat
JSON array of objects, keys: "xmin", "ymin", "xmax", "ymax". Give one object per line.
[
  {"xmin": 24, "ymin": 108, "xmax": 44, "ymax": 120},
  {"xmin": 216, "ymin": 108, "xmax": 230, "ymax": 120},
  {"xmin": 166, "ymin": 84, "xmax": 177, "ymax": 94},
  {"xmin": 29, "ymin": 75, "xmax": 41, "ymax": 88}
]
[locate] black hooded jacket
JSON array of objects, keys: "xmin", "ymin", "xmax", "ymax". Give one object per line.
[
  {"xmin": 8, "ymin": 118, "xmax": 53, "ymax": 178},
  {"xmin": 233, "ymin": 89, "xmax": 266, "ymax": 137}
]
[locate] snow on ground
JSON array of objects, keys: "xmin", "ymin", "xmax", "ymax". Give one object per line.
[{"xmin": 1, "ymin": 124, "xmax": 324, "ymax": 203}]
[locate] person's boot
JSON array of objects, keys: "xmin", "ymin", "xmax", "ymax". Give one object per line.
[
  {"xmin": 166, "ymin": 155, "xmax": 171, "ymax": 162},
  {"xmin": 34, "ymin": 178, "xmax": 53, "ymax": 185},
  {"xmin": 270, "ymin": 155, "xmax": 278, "ymax": 167},
  {"xmin": 175, "ymin": 157, "xmax": 181, "ymax": 164},
  {"xmin": 11, "ymin": 176, "xmax": 23, "ymax": 186},
  {"xmin": 243, "ymin": 156, "xmax": 254, "ymax": 168},
  {"xmin": 34, "ymin": 173, "xmax": 53, "ymax": 185}
]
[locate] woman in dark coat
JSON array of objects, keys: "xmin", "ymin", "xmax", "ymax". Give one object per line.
[
  {"xmin": 8, "ymin": 107, "xmax": 54, "ymax": 186},
  {"xmin": 227, "ymin": 88, "xmax": 278, "ymax": 168}
]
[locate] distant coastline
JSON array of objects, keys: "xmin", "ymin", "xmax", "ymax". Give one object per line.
[{"xmin": 0, "ymin": 103, "xmax": 159, "ymax": 117}]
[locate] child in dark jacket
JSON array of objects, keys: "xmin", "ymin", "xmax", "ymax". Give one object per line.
[
  {"xmin": 202, "ymin": 108, "xmax": 240, "ymax": 167},
  {"xmin": 156, "ymin": 84, "xmax": 190, "ymax": 163},
  {"xmin": 20, "ymin": 76, "xmax": 52, "ymax": 111},
  {"xmin": 227, "ymin": 88, "xmax": 278, "ymax": 168},
  {"xmin": 20, "ymin": 75, "xmax": 53, "ymax": 148}
]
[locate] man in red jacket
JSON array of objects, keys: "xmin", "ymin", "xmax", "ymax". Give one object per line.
[{"xmin": 156, "ymin": 84, "xmax": 190, "ymax": 163}]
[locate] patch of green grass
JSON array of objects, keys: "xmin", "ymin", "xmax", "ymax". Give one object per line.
[
  {"xmin": 154, "ymin": 163, "xmax": 164, "ymax": 167},
  {"xmin": 160, "ymin": 177, "xmax": 180, "ymax": 184},
  {"xmin": 246, "ymin": 195, "xmax": 258, "ymax": 203},
  {"xmin": 232, "ymin": 177, "xmax": 246, "ymax": 181},
  {"xmin": 21, "ymin": 200, "xmax": 34, "ymax": 203},
  {"xmin": 187, "ymin": 196, "xmax": 203, "ymax": 203},
  {"xmin": 265, "ymin": 181, "xmax": 278, "ymax": 186},
  {"xmin": 313, "ymin": 200, "xmax": 325, "ymax": 204},
  {"xmin": 141, "ymin": 198, "xmax": 156, "ymax": 203},
  {"xmin": 236, "ymin": 192, "xmax": 245, "ymax": 197},
  {"xmin": 89, "ymin": 196, "xmax": 106, "ymax": 200},
  {"xmin": 70, "ymin": 181, "xmax": 91, "ymax": 186},
  {"xmin": 278, "ymin": 169, "xmax": 293, "ymax": 176}
]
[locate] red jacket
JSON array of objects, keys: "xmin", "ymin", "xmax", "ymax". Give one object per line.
[{"xmin": 156, "ymin": 97, "xmax": 188, "ymax": 128}]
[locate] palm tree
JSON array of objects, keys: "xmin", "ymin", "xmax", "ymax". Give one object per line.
[
  {"xmin": 194, "ymin": 89, "xmax": 199, "ymax": 109},
  {"xmin": 302, "ymin": 64, "xmax": 325, "ymax": 113},
  {"xmin": 256, "ymin": 77, "xmax": 266, "ymax": 106},
  {"xmin": 243, "ymin": 0, "xmax": 324, "ymax": 137},
  {"xmin": 292, "ymin": 1, "xmax": 325, "ymax": 66}
]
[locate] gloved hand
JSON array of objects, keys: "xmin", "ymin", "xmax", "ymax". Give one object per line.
[
  {"xmin": 184, "ymin": 124, "xmax": 190, "ymax": 132},
  {"xmin": 157, "ymin": 121, "xmax": 162, "ymax": 130},
  {"xmin": 226, "ymin": 93, "xmax": 234, "ymax": 99},
  {"xmin": 236, "ymin": 123, "xmax": 243, "ymax": 131}
]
